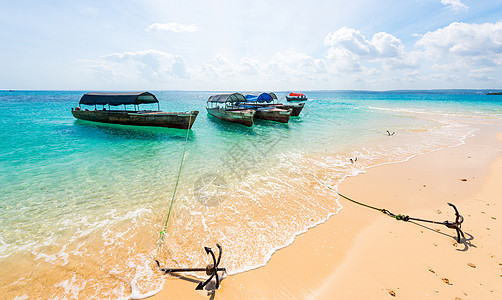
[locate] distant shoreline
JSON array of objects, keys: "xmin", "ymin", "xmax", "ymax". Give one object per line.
[{"xmin": 2, "ymin": 89, "xmax": 502, "ymax": 95}]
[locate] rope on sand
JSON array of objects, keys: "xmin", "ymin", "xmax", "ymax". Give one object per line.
[{"xmin": 312, "ymin": 174, "xmax": 465, "ymax": 242}]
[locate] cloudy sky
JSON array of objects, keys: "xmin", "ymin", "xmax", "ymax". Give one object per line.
[{"xmin": 1, "ymin": 0, "xmax": 502, "ymax": 91}]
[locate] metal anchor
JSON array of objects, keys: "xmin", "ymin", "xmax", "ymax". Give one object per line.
[
  {"xmin": 443, "ymin": 203, "xmax": 465, "ymax": 243},
  {"xmin": 401, "ymin": 203, "xmax": 465, "ymax": 242},
  {"xmin": 155, "ymin": 243, "xmax": 226, "ymax": 290}
]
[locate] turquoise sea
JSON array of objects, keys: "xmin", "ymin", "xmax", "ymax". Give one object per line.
[{"xmin": 1, "ymin": 90, "xmax": 502, "ymax": 298}]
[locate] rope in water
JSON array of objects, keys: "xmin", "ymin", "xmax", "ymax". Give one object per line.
[{"xmin": 157, "ymin": 113, "xmax": 193, "ymax": 251}]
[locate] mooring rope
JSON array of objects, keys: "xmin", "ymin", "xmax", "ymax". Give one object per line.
[
  {"xmin": 152, "ymin": 114, "xmax": 228, "ymax": 291},
  {"xmin": 312, "ymin": 174, "xmax": 465, "ymax": 242},
  {"xmin": 156, "ymin": 113, "xmax": 193, "ymax": 251}
]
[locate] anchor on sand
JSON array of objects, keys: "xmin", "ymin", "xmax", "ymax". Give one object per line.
[{"xmin": 155, "ymin": 244, "xmax": 226, "ymax": 290}]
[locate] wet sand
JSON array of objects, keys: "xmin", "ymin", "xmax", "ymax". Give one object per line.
[{"xmin": 149, "ymin": 125, "xmax": 502, "ymax": 299}]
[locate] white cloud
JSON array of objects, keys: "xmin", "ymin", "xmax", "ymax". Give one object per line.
[
  {"xmin": 145, "ymin": 22, "xmax": 198, "ymax": 33},
  {"xmin": 326, "ymin": 48, "xmax": 363, "ymax": 72},
  {"xmin": 384, "ymin": 51, "xmax": 421, "ymax": 69},
  {"xmin": 269, "ymin": 48, "xmax": 326, "ymax": 74},
  {"xmin": 325, "ymin": 27, "xmax": 373, "ymax": 56},
  {"xmin": 208, "ymin": 55, "xmax": 239, "ymax": 79},
  {"xmin": 189, "ymin": 48, "xmax": 330, "ymax": 89},
  {"xmin": 80, "ymin": 20, "xmax": 502, "ymax": 90},
  {"xmin": 324, "ymin": 27, "xmax": 405, "ymax": 59},
  {"xmin": 84, "ymin": 49, "xmax": 188, "ymax": 87},
  {"xmin": 441, "ymin": 0, "xmax": 469, "ymax": 12},
  {"xmin": 322, "ymin": 27, "xmax": 416, "ymax": 80},
  {"xmin": 240, "ymin": 57, "xmax": 261, "ymax": 75},
  {"xmin": 192, "ymin": 55, "xmax": 245, "ymax": 85},
  {"xmin": 431, "ymin": 63, "xmax": 459, "ymax": 73},
  {"xmin": 103, "ymin": 50, "xmax": 188, "ymax": 78},
  {"xmin": 469, "ymin": 68, "xmax": 497, "ymax": 81},
  {"xmin": 416, "ymin": 22, "xmax": 502, "ymax": 66},
  {"xmin": 371, "ymin": 32, "xmax": 404, "ymax": 58}
]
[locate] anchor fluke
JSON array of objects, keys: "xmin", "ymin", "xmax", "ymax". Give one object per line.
[
  {"xmin": 445, "ymin": 203, "xmax": 465, "ymax": 242},
  {"xmin": 156, "ymin": 244, "xmax": 226, "ymax": 290}
]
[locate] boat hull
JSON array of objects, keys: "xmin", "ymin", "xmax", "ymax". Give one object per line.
[
  {"xmin": 206, "ymin": 107, "xmax": 255, "ymax": 127},
  {"xmin": 72, "ymin": 110, "xmax": 199, "ymax": 129},
  {"xmin": 242, "ymin": 102, "xmax": 304, "ymax": 117},
  {"xmin": 275, "ymin": 102, "xmax": 304, "ymax": 117},
  {"xmin": 254, "ymin": 108, "xmax": 292, "ymax": 123}
]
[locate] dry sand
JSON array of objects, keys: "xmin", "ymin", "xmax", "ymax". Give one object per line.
[{"xmin": 150, "ymin": 125, "xmax": 502, "ymax": 299}]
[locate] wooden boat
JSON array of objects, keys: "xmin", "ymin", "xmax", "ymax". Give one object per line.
[
  {"xmin": 206, "ymin": 93, "xmax": 255, "ymax": 127},
  {"xmin": 72, "ymin": 92, "xmax": 198, "ymax": 129},
  {"xmin": 254, "ymin": 107, "xmax": 292, "ymax": 123},
  {"xmin": 240, "ymin": 93, "xmax": 304, "ymax": 117},
  {"xmin": 249, "ymin": 100, "xmax": 305, "ymax": 117},
  {"xmin": 241, "ymin": 93, "xmax": 292, "ymax": 123},
  {"xmin": 286, "ymin": 92, "xmax": 308, "ymax": 101},
  {"xmin": 275, "ymin": 102, "xmax": 304, "ymax": 116}
]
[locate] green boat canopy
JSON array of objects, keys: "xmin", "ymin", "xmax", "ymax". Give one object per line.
[
  {"xmin": 207, "ymin": 93, "xmax": 246, "ymax": 103},
  {"xmin": 79, "ymin": 92, "xmax": 159, "ymax": 106}
]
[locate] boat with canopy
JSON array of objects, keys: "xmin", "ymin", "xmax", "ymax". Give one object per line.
[
  {"xmin": 286, "ymin": 92, "xmax": 308, "ymax": 101},
  {"xmin": 206, "ymin": 93, "xmax": 255, "ymax": 127},
  {"xmin": 72, "ymin": 92, "xmax": 198, "ymax": 129},
  {"xmin": 248, "ymin": 92, "xmax": 305, "ymax": 117}
]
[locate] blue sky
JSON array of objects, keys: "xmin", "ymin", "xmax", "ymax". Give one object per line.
[{"xmin": 1, "ymin": 0, "xmax": 502, "ymax": 91}]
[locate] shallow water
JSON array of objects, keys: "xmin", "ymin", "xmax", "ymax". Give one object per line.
[{"xmin": 1, "ymin": 90, "xmax": 501, "ymax": 298}]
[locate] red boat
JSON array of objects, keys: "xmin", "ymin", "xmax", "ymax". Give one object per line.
[{"xmin": 286, "ymin": 92, "xmax": 308, "ymax": 101}]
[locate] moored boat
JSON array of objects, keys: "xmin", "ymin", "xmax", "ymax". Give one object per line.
[
  {"xmin": 254, "ymin": 107, "xmax": 292, "ymax": 123},
  {"xmin": 275, "ymin": 102, "xmax": 304, "ymax": 117},
  {"xmin": 251, "ymin": 98, "xmax": 305, "ymax": 117},
  {"xmin": 72, "ymin": 92, "xmax": 198, "ymax": 129},
  {"xmin": 241, "ymin": 92, "xmax": 292, "ymax": 123},
  {"xmin": 286, "ymin": 92, "xmax": 308, "ymax": 101},
  {"xmin": 244, "ymin": 93, "xmax": 305, "ymax": 116},
  {"xmin": 206, "ymin": 93, "xmax": 255, "ymax": 127}
]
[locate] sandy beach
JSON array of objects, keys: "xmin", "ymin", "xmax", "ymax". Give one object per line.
[
  {"xmin": 3, "ymin": 1, "xmax": 502, "ymax": 297},
  {"xmin": 150, "ymin": 124, "xmax": 502, "ymax": 299}
]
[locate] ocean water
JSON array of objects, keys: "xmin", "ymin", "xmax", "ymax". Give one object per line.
[{"xmin": 1, "ymin": 90, "xmax": 501, "ymax": 298}]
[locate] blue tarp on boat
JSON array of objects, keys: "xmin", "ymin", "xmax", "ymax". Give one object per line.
[{"xmin": 243, "ymin": 92, "xmax": 273, "ymax": 103}]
